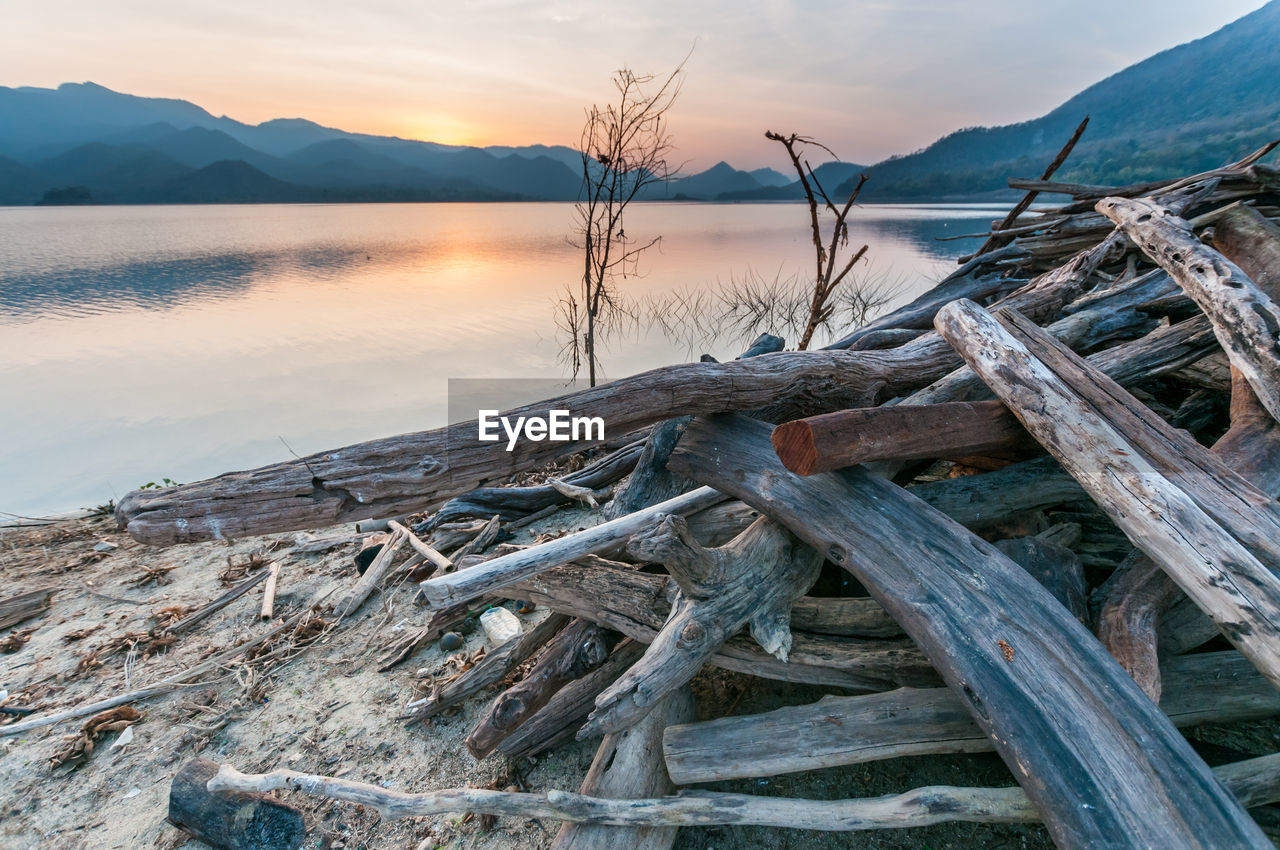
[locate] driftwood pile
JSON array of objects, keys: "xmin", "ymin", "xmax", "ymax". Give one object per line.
[{"xmin": 106, "ymin": 143, "xmax": 1280, "ymax": 848}]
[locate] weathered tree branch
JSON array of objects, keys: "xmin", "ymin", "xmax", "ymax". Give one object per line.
[
  {"xmin": 662, "ymin": 651, "xmax": 1276, "ymax": 784},
  {"xmin": 935, "ymin": 300, "xmax": 1280, "ymax": 693},
  {"xmin": 667, "ymin": 412, "xmax": 1268, "ymax": 848},
  {"xmin": 466, "ymin": 619, "xmax": 612, "ymax": 759},
  {"xmin": 1099, "ymin": 195, "xmax": 1280, "ymax": 421},
  {"xmin": 205, "ymin": 752, "xmax": 1280, "ymax": 831},
  {"xmin": 580, "ymin": 516, "xmax": 821, "ymax": 737}
]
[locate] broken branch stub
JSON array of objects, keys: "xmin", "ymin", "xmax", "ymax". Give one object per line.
[{"xmin": 577, "ymin": 515, "xmax": 820, "ymax": 738}]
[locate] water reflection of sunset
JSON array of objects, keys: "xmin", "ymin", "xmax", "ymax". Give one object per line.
[{"xmin": 0, "ymin": 202, "xmax": 1006, "ymax": 514}]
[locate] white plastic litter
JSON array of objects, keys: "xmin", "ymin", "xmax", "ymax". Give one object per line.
[{"xmin": 479, "ymin": 607, "xmax": 522, "ymax": 645}]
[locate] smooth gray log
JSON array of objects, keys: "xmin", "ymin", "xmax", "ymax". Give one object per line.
[
  {"xmin": 668, "ymin": 412, "xmax": 1269, "ymax": 849},
  {"xmin": 662, "ymin": 651, "xmax": 1277, "ymax": 784}
]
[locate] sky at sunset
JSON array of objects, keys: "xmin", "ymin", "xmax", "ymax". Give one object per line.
[{"xmin": 4, "ymin": 0, "xmax": 1269, "ymax": 170}]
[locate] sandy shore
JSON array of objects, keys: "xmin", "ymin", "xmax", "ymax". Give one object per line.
[{"xmin": 1, "ymin": 511, "xmax": 1270, "ymax": 849}]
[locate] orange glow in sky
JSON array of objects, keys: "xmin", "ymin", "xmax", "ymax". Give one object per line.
[{"xmin": 2, "ymin": 1, "xmax": 1269, "ymax": 169}]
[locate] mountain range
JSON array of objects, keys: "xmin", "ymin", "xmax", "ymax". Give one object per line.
[
  {"xmin": 1, "ymin": 0, "xmax": 1277, "ymax": 206},
  {"xmin": 840, "ymin": 0, "xmax": 1280, "ymax": 200}
]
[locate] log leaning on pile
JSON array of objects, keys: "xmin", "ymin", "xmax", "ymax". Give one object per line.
[
  {"xmin": 1097, "ymin": 205, "xmax": 1280, "ymax": 698},
  {"xmin": 660, "ymin": 651, "xmax": 1279, "ymax": 785},
  {"xmin": 935, "ymin": 301, "xmax": 1280, "ymax": 693},
  {"xmin": 666, "ymin": 413, "xmax": 1269, "ymax": 847}
]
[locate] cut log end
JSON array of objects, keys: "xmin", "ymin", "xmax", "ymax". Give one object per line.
[{"xmin": 771, "ymin": 420, "xmax": 818, "ymax": 476}]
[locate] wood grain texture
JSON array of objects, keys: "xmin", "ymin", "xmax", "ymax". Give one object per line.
[
  {"xmin": 499, "ymin": 560, "xmax": 937, "ymax": 692},
  {"xmin": 772, "ymin": 400, "xmax": 1031, "ymax": 475},
  {"xmin": 580, "ymin": 516, "xmax": 821, "ymax": 737},
  {"xmin": 204, "ymin": 751, "xmax": 1280, "ymax": 833},
  {"xmin": 1099, "ymin": 196, "xmax": 1280, "ymax": 421},
  {"xmin": 667, "ymin": 412, "xmax": 1269, "ymax": 849},
  {"xmin": 662, "ymin": 651, "xmax": 1278, "ymax": 784},
  {"xmin": 552, "ymin": 688, "xmax": 694, "ymax": 850}
]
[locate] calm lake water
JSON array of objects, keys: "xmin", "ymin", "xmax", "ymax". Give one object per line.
[{"xmin": 0, "ymin": 202, "xmax": 1011, "ymax": 517}]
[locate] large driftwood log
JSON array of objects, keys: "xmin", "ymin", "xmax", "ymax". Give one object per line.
[
  {"xmin": 500, "ymin": 561, "xmax": 937, "ymax": 692},
  {"xmin": 119, "ymin": 216, "xmax": 1158, "ymax": 549},
  {"xmin": 551, "ymin": 688, "xmax": 694, "ymax": 850},
  {"xmin": 667, "ymin": 413, "xmax": 1268, "ymax": 848},
  {"xmin": 116, "ymin": 347, "xmax": 948, "ymax": 546},
  {"xmin": 1099, "ymin": 196, "xmax": 1280, "ymax": 421},
  {"xmin": 935, "ymin": 300, "xmax": 1280, "ymax": 693},
  {"xmin": 170, "ymin": 758, "xmax": 305, "ymax": 850},
  {"xmin": 662, "ymin": 651, "xmax": 1277, "ymax": 784},
  {"xmin": 206, "ymin": 751, "xmax": 1280, "ymax": 831},
  {"xmin": 1098, "ymin": 206, "xmax": 1280, "ymax": 694},
  {"xmin": 772, "ymin": 400, "xmax": 1032, "ymax": 475},
  {"xmin": 580, "ymin": 516, "xmax": 822, "ymax": 737},
  {"xmin": 466, "ymin": 620, "xmax": 612, "ymax": 759}
]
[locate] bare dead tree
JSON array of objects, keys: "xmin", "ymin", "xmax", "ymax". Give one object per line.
[
  {"xmin": 765, "ymin": 131, "xmax": 870, "ymax": 349},
  {"xmin": 568, "ymin": 64, "xmax": 684, "ymax": 385}
]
